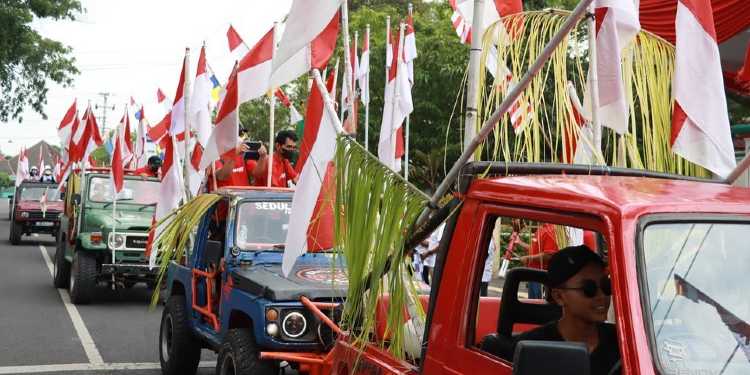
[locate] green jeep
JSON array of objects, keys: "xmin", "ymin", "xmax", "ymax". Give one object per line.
[{"xmin": 52, "ymin": 168, "xmax": 161, "ymax": 304}]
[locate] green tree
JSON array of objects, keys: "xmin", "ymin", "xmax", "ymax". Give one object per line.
[
  {"xmin": 0, "ymin": 172, "xmax": 11, "ymax": 188},
  {"xmin": 0, "ymin": 0, "xmax": 81, "ymax": 122}
]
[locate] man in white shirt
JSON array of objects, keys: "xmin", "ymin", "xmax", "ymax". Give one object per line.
[
  {"xmin": 480, "ymin": 239, "xmax": 496, "ymax": 296},
  {"xmin": 420, "ymin": 223, "xmax": 445, "ymax": 285}
]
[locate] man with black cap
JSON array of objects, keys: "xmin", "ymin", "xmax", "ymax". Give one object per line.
[
  {"xmin": 134, "ymin": 156, "xmax": 162, "ymax": 178},
  {"xmin": 511, "ymin": 245, "xmax": 620, "ymax": 375}
]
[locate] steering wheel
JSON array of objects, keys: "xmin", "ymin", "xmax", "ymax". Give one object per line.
[{"xmin": 607, "ymin": 360, "xmax": 621, "ymax": 375}]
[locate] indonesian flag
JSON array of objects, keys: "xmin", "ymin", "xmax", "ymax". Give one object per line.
[
  {"xmin": 111, "ymin": 126, "xmax": 124, "ymax": 193},
  {"xmin": 134, "ymin": 106, "xmax": 148, "ymax": 167},
  {"xmin": 341, "ymin": 40, "xmax": 359, "ymax": 134},
  {"xmin": 189, "ymin": 46, "xmax": 213, "ymax": 196},
  {"xmin": 57, "ymin": 100, "xmax": 77, "ymax": 151},
  {"xmin": 275, "ymin": 89, "xmax": 304, "ymax": 136},
  {"xmin": 147, "ymin": 134, "xmax": 184, "ymax": 268},
  {"xmin": 564, "ymin": 83, "xmax": 597, "ymax": 164},
  {"xmin": 282, "ymin": 68, "xmax": 339, "ymax": 277},
  {"xmin": 359, "ymin": 28, "xmax": 370, "ymax": 105},
  {"xmin": 227, "ymin": 24, "xmax": 250, "ymax": 58},
  {"xmin": 378, "ymin": 32, "xmax": 413, "ymax": 172},
  {"xmin": 404, "ymin": 14, "xmax": 417, "ymax": 84},
  {"xmin": 70, "ymin": 106, "xmax": 104, "ymax": 164},
  {"xmin": 449, "ymin": 0, "xmax": 522, "ymax": 45},
  {"xmin": 583, "ymin": 0, "xmax": 640, "ymax": 134},
  {"xmin": 38, "ymin": 143, "xmax": 45, "ymax": 173},
  {"xmin": 53, "ymin": 156, "xmax": 62, "ymax": 181},
  {"xmin": 671, "ymin": 0, "xmax": 736, "ymax": 178},
  {"xmin": 199, "ymin": 64, "xmax": 239, "ymax": 170},
  {"xmin": 270, "ymin": 4, "xmax": 341, "ymax": 88},
  {"xmin": 148, "ymin": 113, "xmax": 169, "ymax": 147},
  {"xmin": 115, "ymin": 111, "xmax": 134, "ymax": 167},
  {"xmin": 238, "ymin": 27, "xmax": 274, "ymax": 104},
  {"xmin": 15, "ymin": 147, "xmax": 28, "ymax": 187},
  {"xmin": 170, "ymin": 54, "xmax": 188, "ymax": 140},
  {"xmin": 157, "ymin": 88, "xmax": 167, "ymax": 106}
]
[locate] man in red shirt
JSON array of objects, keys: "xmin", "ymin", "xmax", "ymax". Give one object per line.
[
  {"xmin": 134, "ymin": 156, "xmax": 162, "ymax": 178},
  {"xmin": 253, "ymin": 130, "xmax": 299, "ymax": 188},
  {"xmin": 209, "ymin": 142, "xmax": 267, "ymax": 190},
  {"xmin": 519, "ymin": 223, "xmax": 559, "ymax": 299}
]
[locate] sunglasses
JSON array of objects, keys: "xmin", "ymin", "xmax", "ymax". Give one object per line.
[{"xmin": 558, "ymin": 277, "xmax": 612, "ymax": 298}]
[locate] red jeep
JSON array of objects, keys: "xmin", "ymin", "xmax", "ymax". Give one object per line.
[
  {"xmin": 318, "ymin": 163, "xmax": 750, "ymax": 375},
  {"xmin": 9, "ymin": 181, "xmax": 63, "ymax": 245}
]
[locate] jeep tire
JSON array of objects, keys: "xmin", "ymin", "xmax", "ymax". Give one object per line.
[
  {"xmin": 69, "ymin": 251, "xmax": 96, "ymax": 304},
  {"xmin": 160, "ymin": 295, "xmax": 201, "ymax": 375},
  {"xmin": 216, "ymin": 329, "xmax": 277, "ymax": 375},
  {"xmin": 9, "ymin": 221, "xmax": 21, "ymax": 245},
  {"xmin": 53, "ymin": 233, "xmax": 70, "ymax": 288}
]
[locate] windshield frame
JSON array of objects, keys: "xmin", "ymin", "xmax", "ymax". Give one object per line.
[
  {"xmin": 232, "ymin": 197, "xmax": 293, "ymax": 252},
  {"xmin": 85, "ymin": 174, "xmax": 160, "ymax": 205},
  {"xmin": 636, "ymin": 213, "xmax": 750, "ymax": 375},
  {"xmin": 19, "ymin": 185, "xmax": 60, "ymax": 202}
]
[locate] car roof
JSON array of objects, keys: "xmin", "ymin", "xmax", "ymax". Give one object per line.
[
  {"xmin": 215, "ymin": 186, "xmax": 294, "ymax": 200},
  {"xmin": 469, "ymin": 174, "xmax": 750, "ymax": 217}
]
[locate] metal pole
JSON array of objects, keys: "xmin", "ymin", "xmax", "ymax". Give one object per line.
[
  {"xmin": 183, "ymin": 48, "xmax": 192, "ymax": 200},
  {"xmin": 268, "ymin": 23, "xmax": 278, "ymax": 188},
  {"xmin": 386, "ymin": 16, "xmax": 391, "ymax": 84},
  {"xmin": 405, "ymin": 4, "xmax": 413, "ymax": 181},
  {"xmin": 364, "ymin": 24, "xmax": 371, "ymax": 151},
  {"xmin": 416, "ymin": 0, "xmax": 595, "ymax": 226},
  {"xmin": 312, "ymin": 69, "xmax": 346, "ymax": 135},
  {"xmin": 725, "ymin": 153, "xmax": 750, "ymax": 185},
  {"xmin": 587, "ymin": 3, "xmax": 602, "ymax": 152},
  {"xmin": 342, "ymin": 0, "xmax": 354, "ymax": 133},
  {"xmin": 353, "ymin": 30, "xmax": 359, "ymax": 135},
  {"xmin": 464, "ymin": 0, "xmax": 486, "ymax": 160}
]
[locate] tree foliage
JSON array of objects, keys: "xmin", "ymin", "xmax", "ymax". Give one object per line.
[{"xmin": 0, "ymin": 0, "xmax": 81, "ymax": 122}]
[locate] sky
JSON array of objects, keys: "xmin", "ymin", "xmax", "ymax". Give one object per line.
[{"xmin": 0, "ymin": 0, "xmax": 293, "ymax": 156}]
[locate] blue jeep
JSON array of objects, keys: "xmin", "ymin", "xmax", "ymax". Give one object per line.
[{"xmin": 158, "ymin": 187, "xmax": 346, "ymax": 375}]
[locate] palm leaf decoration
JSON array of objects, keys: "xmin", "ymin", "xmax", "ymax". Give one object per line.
[
  {"xmin": 149, "ymin": 193, "xmax": 222, "ymax": 308},
  {"xmin": 334, "ymin": 135, "xmax": 429, "ymax": 360}
]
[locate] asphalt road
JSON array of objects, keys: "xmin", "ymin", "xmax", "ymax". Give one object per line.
[{"xmin": 0, "ymin": 200, "xmax": 219, "ymax": 375}]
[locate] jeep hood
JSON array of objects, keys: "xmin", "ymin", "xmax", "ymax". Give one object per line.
[
  {"xmin": 85, "ymin": 209, "xmax": 152, "ymax": 232},
  {"xmin": 231, "ymin": 257, "xmax": 347, "ymax": 301}
]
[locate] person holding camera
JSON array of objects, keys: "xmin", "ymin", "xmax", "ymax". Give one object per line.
[
  {"xmin": 134, "ymin": 156, "xmax": 163, "ymax": 178},
  {"xmin": 252, "ymin": 129, "xmax": 299, "ymax": 188},
  {"xmin": 212, "ymin": 140, "xmax": 267, "ymax": 189}
]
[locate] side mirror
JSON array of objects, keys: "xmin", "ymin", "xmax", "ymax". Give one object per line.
[
  {"xmin": 72, "ymin": 193, "xmax": 81, "ymax": 205},
  {"xmin": 513, "ymin": 340, "xmax": 590, "ymax": 375}
]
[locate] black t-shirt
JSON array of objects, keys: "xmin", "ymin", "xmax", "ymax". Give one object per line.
[{"xmin": 511, "ymin": 321, "xmax": 620, "ymax": 375}]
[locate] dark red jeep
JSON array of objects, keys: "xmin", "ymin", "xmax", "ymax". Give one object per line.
[{"xmin": 10, "ymin": 181, "xmax": 63, "ymax": 245}]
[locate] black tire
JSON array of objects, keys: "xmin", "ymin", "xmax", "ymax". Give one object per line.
[
  {"xmin": 160, "ymin": 295, "xmax": 201, "ymax": 375},
  {"xmin": 216, "ymin": 329, "xmax": 277, "ymax": 375},
  {"xmin": 69, "ymin": 251, "xmax": 96, "ymax": 304},
  {"xmin": 53, "ymin": 233, "xmax": 70, "ymax": 288},
  {"xmin": 9, "ymin": 221, "xmax": 21, "ymax": 245}
]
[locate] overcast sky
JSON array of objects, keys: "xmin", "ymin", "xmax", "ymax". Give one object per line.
[{"xmin": 0, "ymin": 0, "xmax": 292, "ymax": 156}]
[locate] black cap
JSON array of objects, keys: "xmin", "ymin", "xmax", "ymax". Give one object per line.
[
  {"xmin": 546, "ymin": 245, "xmax": 604, "ymax": 287},
  {"xmin": 148, "ymin": 155, "xmax": 162, "ymax": 166}
]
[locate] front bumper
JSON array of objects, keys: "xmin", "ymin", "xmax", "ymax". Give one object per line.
[{"xmin": 16, "ymin": 219, "xmax": 60, "ymax": 234}]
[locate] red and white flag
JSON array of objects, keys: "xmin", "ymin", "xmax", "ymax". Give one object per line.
[
  {"xmin": 404, "ymin": 14, "xmax": 417, "ymax": 84},
  {"xmin": 115, "ymin": 111, "xmax": 134, "ymax": 167},
  {"xmin": 238, "ymin": 27, "xmax": 274, "ymax": 103},
  {"xmin": 57, "ymin": 100, "xmax": 77, "ymax": 152},
  {"xmin": 15, "ymin": 147, "xmax": 29, "ymax": 187},
  {"xmin": 378, "ymin": 32, "xmax": 413, "ymax": 172},
  {"xmin": 358, "ymin": 28, "xmax": 370, "ymax": 105},
  {"xmin": 134, "ymin": 106, "xmax": 148, "ymax": 167},
  {"xmin": 147, "ymin": 133, "xmax": 185, "ymax": 268},
  {"xmin": 564, "ymin": 83, "xmax": 598, "ymax": 164},
  {"xmin": 449, "ymin": 0, "xmax": 522, "ymax": 45},
  {"xmin": 671, "ymin": 0, "xmax": 736, "ymax": 178},
  {"xmin": 189, "ymin": 46, "xmax": 213, "ymax": 195},
  {"xmin": 270, "ymin": 3, "xmax": 341, "ymax": 88},
  {"xmin": 275, "ymin": 89, "xmax": 304, "ymax": 127},
  {"xmin": 227, "ymin": 24, "xmax": 250, "ymax": 58},
  {"xmin": 200, "ymin": 65, "xmax": 239, "ymax": 170},
  {"xmin": 282, "ymin": 69, "xmax": 339, "ymax": 277},
  {"xmin": 70, "ymin": 106, "xmax": 104, "ymax": 164},
  {"xmin": 341, "ymin": 38, "xmax": 359, "ymax": 134},
  {"xmin": 170, "ymin": 54, "xmax": 188, "ymax": 140},
  {"xmin": 111, "ymin": 126, "xmax": 124, "ymax": 193},
  {"xmin": 583, "ymin": 0, "xmax": 640, "ymax": 134},
  {"xmin": 157, "ymin": 88, "xmax": 169, "ymax": 109}
]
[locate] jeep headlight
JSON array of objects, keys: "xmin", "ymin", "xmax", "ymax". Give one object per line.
[
  {"xmin": 108, "ymin": 233, "xmax": 125, "ymax": 250},
  {"xmin": 20, "ymin": 212, "xmax": 29, "ymax": 218},
  {"xmin": 281, "ymin": 311, "xmax": 307, "ymax": 338}
]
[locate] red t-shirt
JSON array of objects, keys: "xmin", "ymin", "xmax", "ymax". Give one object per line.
[
  {"xmin": 528, "ymin": 223, "xmax": 559, "ymax": 270},
  {"xmin": 253, "ymin": 154, "xmax": 298, "ymax": 188},
  {"xmin": 210, "ymin": 154, "xmax": 256, "ymax": 190},
  {"xmin": 133, "ymin": 166, "xmax": 158, "ymax": 178}
]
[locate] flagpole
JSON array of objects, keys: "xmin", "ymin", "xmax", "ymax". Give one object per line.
[
  {"xmin": 111, "ymin": 124, "xmax": 118, "ymax": 289},
  {"xmin": 342, "ymin": 0, "xmax": 354, "ymax": 135},
  {"xmin": 353, "ymin": 30, "xmax": 359, "ymax": 135},
  {"xmin": 405, "ymin": 3, "xmax": 414, "ymax": 181},
  {"xmin": 463, "ymin": 0, "xmax": 486, "ymax": 161},
  {"xmin": 268, "ymin": 22, "xmax": 278, "ymax": 188},
  {"xmin": 312, "ymin": 70, "xmax": 346, "ymax": 135},
  {"xmin": 183, "ymin": 48, "xmax": 193, "ymax": 200},
  {"xmin": 587, "ymin": 4, "xmax": 602, "ymax": 153},
  {"xmin": 364, "ymin": 24, "xmax": 371, "ymax": 151}
]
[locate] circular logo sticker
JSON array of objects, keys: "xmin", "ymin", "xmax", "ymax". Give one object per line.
[{"xmin": 295, "ymin": 267, "xmax": 348, "ymax": 284}]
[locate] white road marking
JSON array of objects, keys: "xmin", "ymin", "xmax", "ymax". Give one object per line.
[
  {"xmin": 0, "ymin": 361, "xmax": 216, "ymax": 374},
  {"xmin": 38, "ymin": 245, "xmax": 104, "ymax": 365},
  {"xmin": 488, "ymin": 286, "xmax": 503, "ymax": 293},
  {"xmin": 32, "ymin": 233, "xmax": 39, "ymax": 237}
]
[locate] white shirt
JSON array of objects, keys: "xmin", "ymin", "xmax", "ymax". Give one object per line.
[
  {"xmin": 482, "ymin": 240, "xmax": 495, "ymax": 282},
  {"xmin": 425, "ymin": 223, "xmax": 445, "ymax": 268}
]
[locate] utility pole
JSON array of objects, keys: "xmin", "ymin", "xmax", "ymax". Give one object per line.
[{"xmin": 95, "ymin": 92, "xmax": 115, "ymax": 134}]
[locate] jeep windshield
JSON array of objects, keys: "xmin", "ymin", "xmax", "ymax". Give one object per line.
[
  {"xmin": 20, "ymin": 186, "xmax": 60, "ymax": 201},
  {"xmin": 641, "ymin": 221, "xmax": 750, "ymax": 375},
  {"xmin": 235, "ymin": 200, "xmax": 291, "ymax": 251},
  {"xmin": 87, "ymin": 176, "xmax": 159, "ymax": 205}
]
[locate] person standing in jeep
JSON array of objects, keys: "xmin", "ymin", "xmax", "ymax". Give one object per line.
[
  {"xmin": 253, "ymin": 130, "xmax": 299, "ymax": 188},
  {"xmin": 134, "ymin": 156, "xmax": 162, "ymax": 178}
]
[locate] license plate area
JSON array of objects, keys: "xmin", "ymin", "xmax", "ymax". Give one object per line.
[{"xmin": 35, "ymin": 222, "xmax": 54, "ymax": 227}]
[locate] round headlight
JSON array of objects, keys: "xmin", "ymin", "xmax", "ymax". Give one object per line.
[
  {"xmin": 20, "ymin": 211, "xmax": 29, "ymax": 218},
  {"xmin": 266, "ymin": 323, "xmax": 279, "ymax": 337},
  {"xmin": 108, "ymin": 233, "xmax": 125, "ymax": 249},
  {"xmin": 281, "ymin": 311, "xmax": 307, "ymax": 338}
]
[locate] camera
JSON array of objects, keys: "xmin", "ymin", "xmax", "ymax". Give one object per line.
[{"xmin": 244, "ymin": 141, "xmax": 262, "ymax": 160}]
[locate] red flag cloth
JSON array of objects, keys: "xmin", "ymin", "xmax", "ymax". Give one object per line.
[
  {"xmin": 275, "ymin": 89, "xmax": 292, "ymax": 108},
  {"xmin": 640, "ymin": 0, "xmax": 750, "ymax": 44},
  {"xmin": 157, "ymin": 88, "xmax": 166, "ymax": 103},
  {"xmin": 226, "ymin": 25, "xmax": 244, "ymax": 52},
  {"xmin": 112, "ymin": 130, "xmax": 124, "ymax": 193}
]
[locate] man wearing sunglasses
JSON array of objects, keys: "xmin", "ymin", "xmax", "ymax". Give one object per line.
[
  {"xmin": 511, "ymin": 245, "xmax": 619, "ymax": 375},
  {"xmin": 253, "ymin": 130, "xmax": 299, "ymax": 188}
]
